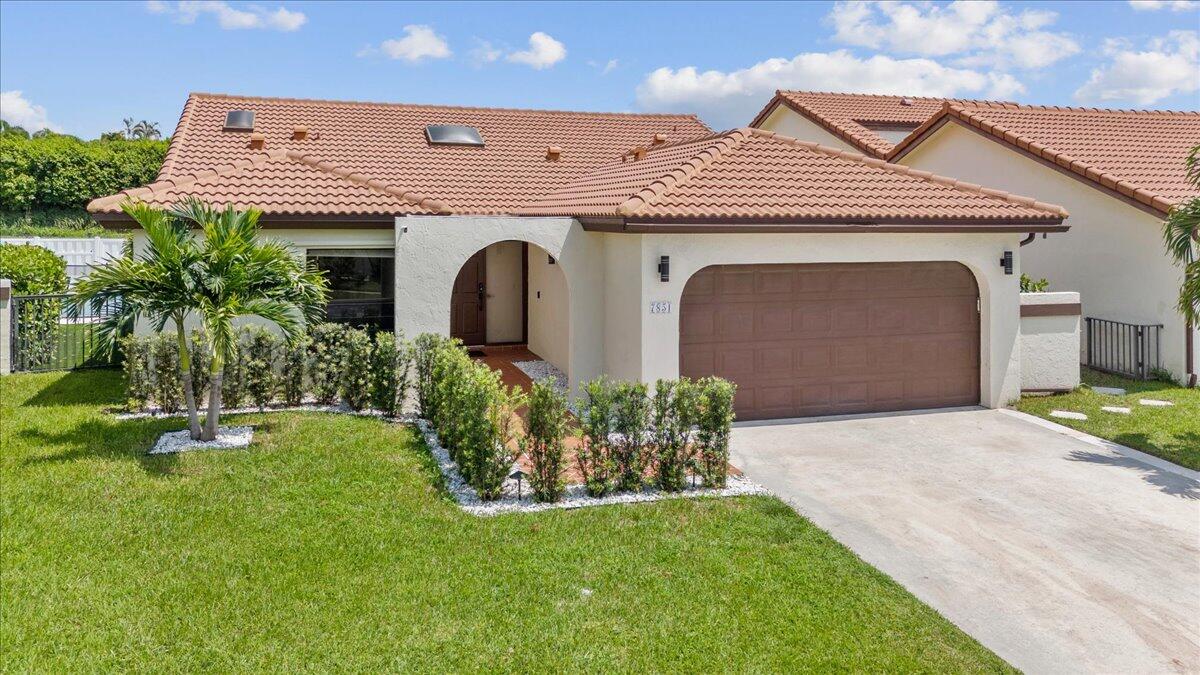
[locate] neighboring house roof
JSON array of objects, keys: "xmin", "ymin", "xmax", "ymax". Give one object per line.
[
  {"xmin": 889, "ymin": 102, "xmax": 1200, "ymax": 215},
  {"xmin": 88, "ymin": 92, "xmax": 710, "ymax": 219},
  {"xmin": 749, "ymin": 91, "xmax": 1009, "ymax": 158},
  {"xmin": 522, "ymin": 128, "xmax": 1067, "ymax": 230}
]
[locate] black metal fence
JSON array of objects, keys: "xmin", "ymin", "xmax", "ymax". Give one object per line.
[
  {"xmin": 324, "ymin": 298, "xmax": 394, "ymax": 332},
  {"xmin": 1084, "ymin": 317, "xmax": 1162, "ymax": 380},
  {"xmin": 10, "ymin": 294, "xmax": 122, "ymax": 372}
]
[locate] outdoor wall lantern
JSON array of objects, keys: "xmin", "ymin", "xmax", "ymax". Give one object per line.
[
  {"xmin": 658, "ymin": 255, "xmax": 670, "ymax": 282},
  {"xmin": 1000, "ymin": 250, "xmax": 1013, "ymax": 275}
]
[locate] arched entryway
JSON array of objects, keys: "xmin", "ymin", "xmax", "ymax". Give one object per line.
[{"xmin": 449, "ymin": 240, "xmax": 570, "ymax": 379}]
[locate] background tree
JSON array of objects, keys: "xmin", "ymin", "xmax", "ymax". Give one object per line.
[{"xmin": 1163, "ymin": 145, "xmax": 1199, "ymax": 387}]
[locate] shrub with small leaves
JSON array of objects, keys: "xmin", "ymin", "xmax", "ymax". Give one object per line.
[
  {"xmin": 431, "ymin": 342, "xmax": 473, "ymax": 455},
  {"xmin": 151, "ymin": 333, "xmax": 183, "ymax": 414},
  {"xmin": 469, "ymin": 367, "xmax": 525, "ymax": 501},
  {"xmin": 576, "ymin": 376, "xmax": 616, "ymax": 497},
  {"xmin": 308, "ymin": 322, "xmax": 346, "ymax": 405},
  {"xmin": 119, "ymin": 334, "xmax": 152, "ymax": 412},
  {"xmin": 341, "ymin": 328, "xmax": 372, "ymax": 411},
  {"xmin": 695, "ymin": 377, "xmax": 736, "ymax": 488},
  {"xmin": 369, "ymin": 331, "xmax": 400, "ymax": 414},
  {"xmin": 653, "ymin": 378, "xmax": 697, "ymax": 492},
  {"xmin": 612, "ymin": 380, "xmax": 652, "ymax": 492},
  {"xmin": 414, "ymin": 332, "xmax": 452, "ymax": 419},
  {"xmin": 395, "ymin": 336, "xmax": 414, "ymax": 415},
  {"xmin": 280, "ymin": 335, "xmax": 308, "ymax": 406},
  {"xmin": 188, "ymin": 329, "xmax": 211, "ymax": 401},
  {"xmin": 220, "ymin": 330, "xmax": 246, "ymax": 409},
  {"xmin": 522, "ymin": 379, "xmax": 569, "ymax": 502},
  {"xmin": 244, "ymin": 326, "xmax": 279, "ymax": 411}
]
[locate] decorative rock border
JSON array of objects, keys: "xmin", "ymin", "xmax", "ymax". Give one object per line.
[
  {"xmin": 149, "ymin": 426, "xmax": 254, "ymax": 454},
  {"xmin": 413, "ymin": 419, "xmax": 767, "ymax": 517}
]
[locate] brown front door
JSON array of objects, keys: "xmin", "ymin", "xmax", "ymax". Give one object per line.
[
  {"xmin": 451, "ymin": 250, "xmax": 487, "ymax": 345},
  {"xmin": 680, "ymin": 261, "xmax": 980, "ymax": 421}
]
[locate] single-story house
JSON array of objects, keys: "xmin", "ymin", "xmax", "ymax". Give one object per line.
[
  {"xmin": 89, "ymin": 92, "xmax": 1068, "ymax": 420},
  {"xmin": 752, "ymin": 90, "xmax": 1200, "ymax": 385}
]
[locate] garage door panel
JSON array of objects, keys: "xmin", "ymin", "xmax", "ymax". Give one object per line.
[{"xmin": 681, "ymin": 261, "xmax": 980, "ymax": 420}]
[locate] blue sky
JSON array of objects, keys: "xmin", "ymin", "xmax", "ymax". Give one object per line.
[{"xmin": 2, "ymin": 0, "xmax": 1197, "ymax": 139}]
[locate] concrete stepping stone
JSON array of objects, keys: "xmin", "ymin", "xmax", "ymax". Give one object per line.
[
  {"xmin": 1138, "ymin": 398, "xmax": 1174, "ymax": 407},
  {"xmin": 1092, "ymin": 386, "xmax": 1126, "ymax": 396},
  {"xmin": 1050, "ymin": 410, "xmax": 1088, "ymax": 421},
  {"xmin": 1101, "ymin": 406, "xmax": 1132, "ymax": 414}
]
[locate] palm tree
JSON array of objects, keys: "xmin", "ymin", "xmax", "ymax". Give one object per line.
[
  {"xmin": 73, "ymin": 199, "xmax": 328, "ymax": 440},
  {"xmin": 1163, "ymin": 145, "xmax": 1199, "ymax": 324},
  {"xmin": 131, "ymin": 120, "xmax": 161, "ymax": 140}
]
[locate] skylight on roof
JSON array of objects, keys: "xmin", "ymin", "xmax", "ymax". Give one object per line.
[
  {"xmin": 425, "ymin": 124, "xmax": 484, "ymax": 146},
  {"xmin": 224, "ymin": 110, "xmax": 255, "ymax": 131}
]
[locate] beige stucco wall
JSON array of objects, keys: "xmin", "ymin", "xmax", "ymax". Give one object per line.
[
  {"xmin": 755, "ymin": 104, "xmax": 862, "ymax": 152},
  {"xmin": 1020, "ymin": 292, "xmax": 1082, "ymax": 391},
  {"xmin": 901, "ymin": 122, "xmax": 1197, "ymax": 381},
  {"xmin": 602, "ymin": 231, "xmax": 1025, "ymax": 408},
  {"xmin": 602, "ymin": 234, "xmax": 644, "ymax": 382},
  {"xmin": 395, "ymin": 216, "xmax": 604, "ymax": 398},
  {"xmin": 484, "ymin": 240, "xmax": 523, "ymax": 343},
  {"xmin": 526, "ymin": 247, "xmax": 569, "ymax": 373}
]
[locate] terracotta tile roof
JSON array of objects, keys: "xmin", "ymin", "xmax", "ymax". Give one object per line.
[
  {"xmin": 88, "ymin": 92, "xmax": 710, "ymax": 218},
  {"xmin": 749, "ymin": 91, "xmax": 1010, "ymax": 158},
  {"xmin": 889, "ymin": 102, "xmax": 1200, "ymax": 215},
  {"xmin": 523, "ymin": 128, "xmax": 1067, "ymax": 225}
]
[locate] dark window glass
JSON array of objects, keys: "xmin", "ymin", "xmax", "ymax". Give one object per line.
[{"xmin": 307, "ymin": 249, "xmax": 394, "ymax": 331}]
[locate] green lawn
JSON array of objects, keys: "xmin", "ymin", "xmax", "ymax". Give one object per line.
[
  {"xmin": 1016, "ymin": 368, "xmax": 1200, "ymax": 470},
  {"xmin": 2, "ymin": 370, "xmax": 1010, "ymax": 672}
]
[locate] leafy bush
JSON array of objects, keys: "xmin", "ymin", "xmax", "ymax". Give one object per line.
[
  {"xmin": 341, "ymin": 328, "xmax": 372, "ymax": 411},
  {"xmin": 188, "ymin": 329, "xmax": 211, "ymax": 401},
  {"xmin": 120, "ymin": 334, "xmax": 153, "ymax": 411},
  {"xmin": 0, "ymin": 243, "xmax": 68, "ymax": 293},
  {"xmin": 694, "ymin": 377, "xmax": 736, "ymax": 488},
  {"xmin": 0, "ymin": 134, "xmax": 168, "ymax": 211},
  {"xmin": 414, "ymin": 332, "xmax": 452, "ymax": 419},
  {"xmin": 522, "ymin": 379, "xmax": 570, "ymax": 502},
  {"xmin": 576, "ymin": 377, "xmax": 616, "ymax": 497},
  {"xmin": 653, "ymin": 378, "xmax": 697, "ymax": 492},
  {"xmin": 151, "ymin": 333, "xmax": 183, "ymax": 414},
  {"xmin": 431, "ymin": 342, "xmax": 473, "ymax": 452},
  {"xmin": 1020, "ymin": 274, "xmax": 1049, "ymax": 292},
  {"xmin": 244, "ymin": 326, "xmax": 279, "ymax": 411},
  {"xmin": 0, "ymin": 209, "xmax": 112, "ymax": 238},
  {"xmin": 369, "ymin": 332, "xmax": 412, "ymax": 416},
  {"xmin": 308, "ymin": 323, "xmax": 346, "ymax": 405},
  {"xmin": 220, "ymin": 331, "xmax": 246, "ymax": 409},
  {"xmin": 612, "ymin": 380, "xmax": 652, "ymax": 492},
  {"xmin": 280, "ymin": 336, "xmax": 308, "ymax": 406},
  {"xmin": 468, "ymin": 368, "xmax": 525, "ymax": 500}
]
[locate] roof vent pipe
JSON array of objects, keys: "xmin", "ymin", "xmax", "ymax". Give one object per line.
[
  {"xmin": 899, "ymin": 98, "xmax": 913, "ymax": 106},
  {"xmin": 248, "ymin": 132, "xmax": 266, "ymax": 150},
  {"xmin": 292, "ymin": 125, "xmax": 308, "ymax": 140},
  {"xmin": 546, "ymin": 146, "xmax": 561, "ymax": 161},
  {"xmin": 652, "ymin": 133, "xmax": 668, "ymax": 145}
]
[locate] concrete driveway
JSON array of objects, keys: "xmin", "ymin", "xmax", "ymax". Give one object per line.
[{"xmin": 731, "ymin": 408, "xmax": 1200, "ymax": 674}]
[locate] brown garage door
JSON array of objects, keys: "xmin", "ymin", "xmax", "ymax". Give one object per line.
[{"xmin": 680, "ymin": 262, "xmax": 980, "ymax": 420}]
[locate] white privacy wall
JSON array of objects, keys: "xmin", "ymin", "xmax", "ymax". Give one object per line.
[{"xmin": 1020, "ymin": 292, "xmax": 1082, "ymax": 391}]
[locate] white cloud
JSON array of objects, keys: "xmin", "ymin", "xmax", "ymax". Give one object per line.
[
  {"xmin": 369, "ymin": 25, "xmax": 452, "ymax": 63},
  {"xmin": 469, "ymin": 39, "xmax": 502, "ymax": 66},
  {"xmin": 636, "ymin": 50, "xmax": 1025, "ymax": 129},
  {"xmin": 0, "ymin": 90, "xmax": 61, "ymax": 133},
  {"xmin": 150, "ymin": 1, "xmax": 306, "ymax": 31},
  {"xmin": 827, "ymin": 0, "xmax": 1079, "ymax": 70},
  {"xmin": 1128, "ymin": 0, "xmax": 1198, "ymax": 10},
  {"xmin": 601, "ymin": 58, "xmax": 619, "ymax": 75},
  {"xmin": 1075, "ymin": 31, "xmax": 1200, "ymax": 104},
  {"xmin": 507, "ymin": 32, "xmax": 566, "ymax": 69}
]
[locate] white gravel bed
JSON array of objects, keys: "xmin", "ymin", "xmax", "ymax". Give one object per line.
[
  {"xmin": 149, "ymin": 426, "xmax": 254, "ymax": 454},
  {"xmin": 414, "ymin": 418, "xmax": 767, "ymax": 517},
  {"xmin": 513, "ymin": 359, "xmax": 568, "ymax": 397},
  {"xmin": 115, "ymin": 399, "xmax": 408, "ymax": 421}
]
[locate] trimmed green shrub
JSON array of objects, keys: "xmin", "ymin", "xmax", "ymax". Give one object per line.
[
  {"xmin": 188, "ymin": 329, "xmax": 211, "ymax": 401},
  {"xmin": 0, "ymin": 134, "xmax": 168, "ymax": 211},
  {"xmin": 119, "ymin": 334, "xmax": 152, "ymax": 412},
  {"xmin": 0, "ymin": 243, "xmax": 68, "ymax": 369},
  {"xmin": 244, "ymin": 326, "xmax": 279, "ymax": 411},
  {"xmin": 612, "ymin": 380, "xmax": 652, "ymax": 492},
  {"xmin": 522, "ymin": 379, "xmax": 570, "ymax": 502},
  {"xmin": 466, "ymin": 367, "xmax": 525, "ymax": 500},
  {"xmin": 1020, "ymin": 274, "xmax": 1049, "ymax": 293},
  {"xmin": 151, "ymin": 333, "xmax": 183, "ymax": 414},
  {"xmin": 576, "ymin": 377, "xmax": 616, "ymax": 497},
  {"xmin": 395, "ymin": 335, "xmax": 414, "ymax": 415},
  {"xmin": 431, "ymin": 341, "xmax": 473, "ymax": 453},
  {"xmin": 220, "ymin": 331, "xmax": 246, "ymax": 409},
  {"xmin": 341, "ymin": 328, "xmax": 372, "ymax": 411},
  {"xmin": 281, "ymin": 336, "xmax": 308, "ymax": 406},
  {"xmin": 308, "ymin": 323, "xmax": 346, "ymax": 405},
  {"xmin": 653, "ymin": 378, "xmax": 697, "ymax": 492},
  {"xmin": 695, "ymin": 377, "xmax": 736, "ymax": 488},
  {"xmin": 0, "ymin": 209, "xmax": 111, "ymax": 238},
  {"xmin": 414, "ymin": 332, "xmax": 453, "ymax": 419},
  {"xmin": 369, "ymin": 332, "xmax": 412, "ymax": 416}
]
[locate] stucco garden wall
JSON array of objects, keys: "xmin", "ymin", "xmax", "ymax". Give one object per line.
[
  {"xmin": 1020, "ymin": 292, "xmax": 1082, "ymax": 392},
  {"xmin": 900, "ymin": 122, "xmax": 1196, "ymax": 382}
]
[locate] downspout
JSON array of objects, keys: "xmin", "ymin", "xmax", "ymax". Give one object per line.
[{"xmin": 1018, "ymin": 233, "xmax": 1037, "ymax": 247}]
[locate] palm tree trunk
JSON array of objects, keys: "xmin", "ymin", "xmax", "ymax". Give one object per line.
[
  {"xmin": 203, "ymin": 355, "xmax": 224, "ymax": 441},
  {"xmin": 174, "ymin": 321, "xmax": 202, "ymax": 440}
]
